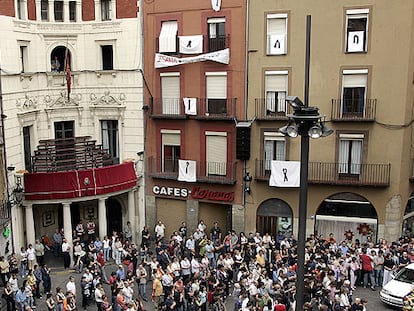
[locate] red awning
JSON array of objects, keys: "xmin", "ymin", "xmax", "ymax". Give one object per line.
[{"xmin": 24, "ymin": 162, "xmax": 137, "ymax": 200}]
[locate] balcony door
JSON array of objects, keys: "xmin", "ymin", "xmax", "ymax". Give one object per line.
[
  {"xmin": 161, "ymin": 130, "xmax": 181, "ymax": 173},
  {"xmin": 161, "ymin": 73, "xmax": 180, "ymax": 115},
  {"xmin": 338, "ymin": 134, "xmax": 363, "ymax": 176},
  {"xmin": 341, "ymin": 69, "xmax": 367, "ymax": 117},
  {"xmin": 206, "ymin": 72, "xmax": 227, "ymax": 115}
]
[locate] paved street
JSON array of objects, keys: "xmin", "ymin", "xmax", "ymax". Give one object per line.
[{"xmin": 0, "ymin": 252, "xmax": 400, "ymax": 311}]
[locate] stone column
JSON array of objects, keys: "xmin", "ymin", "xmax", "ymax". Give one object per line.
[
  {"xmin": 94, "ymin": 0, "xmax": 100, "ymax": 21},
  {"xmin": 231, "ymin": 204, "xmax": 245, "ymax": 234},
  {"xmin": 63, "ymin": 0, "xmax": 69, "ymax": 22},
  {"xmin": 48, "ymin": 0, "xmax": 54, "ymax": 21},
  {"xmin": 11, "ymin": 204, "xmax": 21, "ymax": 253},
  {"xmin": 62, "ymin": 202, "xmax": 73, "ymax": 263},
  {"xmin": 25, "ymin": 204, "xmax": 36, "ymax": 246},
  {"xmin": 186, "ymin": 200, "xmax": 199, "ymax": 235},
  {"xmin": 98, "ymin": 198, "xmax": 107, "ymax": 239},
  {"xmin": 35, "ymin": 0, "xmax": 41, "ymax": 21},
  {"xmin": 128, "ymin": 190, "xmax": 136, "ymax": 243}
]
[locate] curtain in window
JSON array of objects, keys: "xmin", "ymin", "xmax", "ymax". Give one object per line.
[
  {"xmin": 102, "ymin": 121, "xmax": 109, "ymax": 151},
  {"xmin": 338, "ymin": 140, "xmax": 350, "ymax": 173},
  {"xmin": 350, "ymin": 140, "xmax": 362, "ymax": 174},
  {"xmin": 264, "ymin": 138, "xmax": 285, "ymax": 171}
]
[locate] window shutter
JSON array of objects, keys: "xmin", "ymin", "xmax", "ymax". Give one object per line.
[
  {"xmin": 161, "ymin": 75, "xmax": 180, "ymax": 114},
  {"xmin": 206, "ymin": 134, "xmax": 227, "ymax": 175},
  {"xmin": 342, "ymin": 73, "xmax": 367, "ymax": 88},
  {"xmin": 159, "ymin": 21, "xmax": 178, "ymax": 53},
  {"xmin": 265, "ymin": 73, "xmax": 288, "ymax": 91},
  {"xmin": 206, "ymin": 75, "xmax": 227, "ymax": 98},
  {"xmin": 162, "ymin": 133, "xmax": 180, "ymax": 146}
]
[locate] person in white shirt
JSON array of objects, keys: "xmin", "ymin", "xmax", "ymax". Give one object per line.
[
  {"xmin": 102, "ymin": 236, "xmax": 111, "ymax": 262},
  {"xmin": 121, "ymin": 280, "xmax": 134, "ymax": 303},
  {"xmin": 154, "ymin": 221, "xmax": 165, "ymax": 244},
  {"xmin": 61, "ymin": 239, "xmax": 71, "ymax": 269},
  {"xmin": 66, "ymin": 276, "xmax": 76, "ymax": 296},
  {"xmin": 191, "ymin": 257, "xmax": 200, "ymax": 276},
  {"xmin": 26, "ymin": 245, "xmax": 36, "ymax": 271},
  {"xmin": 185, "ymin": 235, "xmax": 196, "ymax": 257}
]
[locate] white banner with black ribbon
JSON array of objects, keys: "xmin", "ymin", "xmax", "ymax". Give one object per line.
[
  {"xmin": 269, "ymin": 160, "xmax": 300, "ymax": 187},
  {"xmin": 183, "ymin": 98, "xmax": 197, "ymax": 115},
  {"xmin": 178, "ymin": 160, "xmax": 197, "ymax": 182},
  {"xmin": 179, "ymin": 35, "xmax": 203, "ymax": 54}
]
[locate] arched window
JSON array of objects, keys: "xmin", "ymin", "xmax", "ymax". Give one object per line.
[
  {"xmin": 50, "ymin": 46, "xmax": 71, "ymax": 72},
  {"xmin": 256, "ymin": 199, "xmax": 292, "ymax": 237}
]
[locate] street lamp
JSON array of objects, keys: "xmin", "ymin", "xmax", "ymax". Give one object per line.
[{"xmin": 279, "ymin": 96, "xmax": 332, "ymax": 309}]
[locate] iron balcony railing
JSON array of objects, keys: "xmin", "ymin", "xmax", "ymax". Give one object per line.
[
  {"xmin": 255, "ymin": 159, "xmax": 390, "ymax": 186},
  {"xmin": 331, "ymin": 98, "xmax": 376, "ymax": 121},
  {"xmin": 205, "ymin": 35, "xmax": 230, "ymax": 52},
  {"xmin": 254, "ymin": 98, "xmax": 291, "ymax": 120},
  {"xmin": 197, "ymin": 98, "xmax": 237, "ymax": 119},
  {"xmin": 148, "ymin": 156, "xmax": 237, "ymax": 184},
  {"xmin": 150, "ymin": 98, "xmax": 186, "ymax": 118}
]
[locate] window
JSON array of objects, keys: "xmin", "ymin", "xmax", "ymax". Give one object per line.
[
  {"xmin": 69, "ymin": 1, "xmax": 76, "ymax": 21},
  {"xmin": 265, "ymin": 70, "xmax": 288, "ymax": 115},
  {"xmin": 267, "ymin": 14, "xmax": 287, "ymax": 55},
  {"xmin": 19, "ymin": 46, "xmax": 28, "ymax": 73},
  {"xmin": 101, "ymin": 120, "xmax": 119, "ymax": 164},
  {"xmin": 159, "ymin": 21, "xmax": 178, "ymax": 53},
  {"xmin": 23, "ymin": 126, "xmax": 33, "ymax": 172},
  {"xmin": 161, "ymin": 130, "xmax": 180, "ymax": 173},
  {"xmin": 101, "ymin": 45, "xmax": 113, "ymax": 70},
  {"xmin": 338, "ymin": 134, "xmax": 363, "ymax": 175},
  {"xmin": 264, "ymin": 132, "xmax": 285, "ymax": 174},
  {"xmin": 161, "ymin": 73, "xmax": 180, "ymax": 115},
  {"xmin": 345, "ymin": 9, "xmax": 369, "ymax": 53},
  {"xmin": 342, "ymin": 69, "xmax": 368, "ymax": 116},
  {"xmin": 206, "ymin": 131, "xmax": 227, "ymax": 176},
  {"xmin": 16, "ymin": 0, "xmax": 26, "ymax": 19},
  {"xmin": 54, "ymin": 121, "xmax": 75, "ymax": 169},
  {"xmin": 41, "ymin": 0, "xmax": 48, "ymax": 21},
  {"xmin": 208, "ymin": 17, "xmax": 226, "ymax": 52},
  {"xmin": 206, "ymin": 72, "xmax": 227, "ymax": 115},
  {"xmin": 101, "ymin": 0, "xmax": 111, "ymax": 21},
  {"xmin": 54, "ymin": 1, "xmax": 63, "ymax": 21}
]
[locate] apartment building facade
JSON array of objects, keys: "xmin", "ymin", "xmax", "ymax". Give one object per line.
[
  {"xmin": 246, "ymin": 0, "xmax": 414, "ymax": 243},
  {"xmin": 0, "ymin": 0, "xmax": 145, "ymax": 253},
  {"xmin": 142, "ymin": 0, "xmax": 247, "ymax": 237}
]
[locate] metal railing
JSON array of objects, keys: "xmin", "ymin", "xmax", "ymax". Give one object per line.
[
  {"xmin": 331, "ymin": 98, "xmax": 376, "ymax": 121},
  {"xmin": 150, "ymin": 98, "xmax": 185, "ymax": 117},
  {"xmin": 197, "ymin": 98, "xmax": 237, "ymax": 119},
  {"xmin": 255, "ymin": 159, "xmax": 390, "ymax": 186},
  {"xmin": 254, "ymin": 98, "xmax": 290, "ymax": 120},
  {"xmin": 206, "ymin": 35, "xmax": 229, "ymax": 52},
  {"xmin": 148, "ymin": 157, "xmax": 237, "ymax": 184}
]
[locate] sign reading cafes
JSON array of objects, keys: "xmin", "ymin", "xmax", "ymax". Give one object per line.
[{"xmin": 152, "ymin": 185, "xmax": 235, "ymax": 202}]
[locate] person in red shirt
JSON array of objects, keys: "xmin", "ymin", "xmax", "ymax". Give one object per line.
[
  {"xmin": 274, "ymin": 298, "xmax": 287, "ymax": 311},
  {"xmin": 360, "ymin": 248, "xmax": 376, "ymax": 290}
]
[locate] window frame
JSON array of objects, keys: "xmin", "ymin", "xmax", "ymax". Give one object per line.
[
  {"xmin": 159, "ymin": 20, "xmax": 178, "ymax": 54},
  {"xmin": 161, "ymin": 129, "xmax": 181, "ymax": 173},
  {"xmin": 205, "ymin": 131, "xmax": 227, "ymax": 176},
  {"xmin": 207, "ymin": 17, "xmax": 226, "ymax": 52},
  {"xmin": 263, "ymin": 132, "xmax": 286, "ymax": 175},
  {"xmin": 101, "ymin": 0, "xmax": 111, "ymax": 21},
  {"xmin": 205, "ymin": 71, "xmax": 227, "ymax": 115},
  {"xmin": 41, "ymin": 0, "xmax": 48, "ymax": 21},
  {"xmin": 341, "ymin": 69, "xmax": 368, "ymax": 117},
  {"xmin": 69, "ymin": 1, "xmax": 76, "ymax": 22},
  {"xmin": 160, "ymin": 72, "xmax": 181, "ymax": 115},
  {"xmin": 264, "ymin": 70, "xmax": 288, "ymax": 115},
  {"xmin": 54, "ymin": 0, "xmax": 63, "ymax": 22},
  {"xmin": 266, "ymin": 13, "xmax": 288, "ymax": 55},
  {"xmin": 345, "ymin": 8, "xmax": 369, "ymax": 53},
  {"xmin": 101, "ymin": 45, "xmax": 114, "ymax": 70},
  {"xmin": 101, "ymin": 120, "xmax": 119, "ymax": 164}
]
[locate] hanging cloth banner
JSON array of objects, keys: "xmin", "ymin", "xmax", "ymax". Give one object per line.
[
  {"xmin": 269, "ymin": 160, "xmax": 300, "ymax": 187},
  {"xmin": 183, "ymin": 98, "xmax": 197, "ymax": 115},
  {"xmin": 211, "ymin": 0, "xmax": 221, "ymax": 11},
  {"xmin": 178, "ymin": 160, "xmax": 197, "ymax": 182},
  {"xmin": 179, "ymin": 35, "xmax": 203, "ymax": 54},
  {"xmin": 155, "ymin": 48, "xmax": 230, "ymax": 68}
]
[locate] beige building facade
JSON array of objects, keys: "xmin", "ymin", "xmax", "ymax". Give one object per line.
[{"xmin": 245, "ymin": 1, "xmax": 414, "ymax": 243}]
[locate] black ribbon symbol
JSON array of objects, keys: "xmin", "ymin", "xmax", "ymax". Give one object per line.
[
  {"xmin": 187, "ymin": 40, "xmax": 192, "ymax": 48},
  {"xmin": 186, "ymin": 162, "xmax": 190, "ymax": 174},
  {"xmin": 282, "ymin": 168, "xmax": 288, "ymax": 182}
]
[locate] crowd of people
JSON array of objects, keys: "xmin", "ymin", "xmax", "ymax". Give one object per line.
[{"xmin": 2, "ymin": 218, "xmax": 414, "ymax": 311}]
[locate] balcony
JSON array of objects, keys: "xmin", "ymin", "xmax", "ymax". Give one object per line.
[
  {"xmin": 255, "ymin": 159, "xmax": 390, "ymax": 187},
  {"xmin": 150, "ymin": 98, "xmax": 186, "ymax": 119},
  {"xmin": 206, "ymin": 35, "xmax": 230, "ymax": 52},
  {"xmin": 254, "ymin": 98, "xmax": 290, "ymax": 120},
  {"xmin": 148, "ymin": 156, "xmax": 237, "ymax": 184},
  {"xmin": 331, "ymin": 98, "xmax": 376, "ymax": 122}
]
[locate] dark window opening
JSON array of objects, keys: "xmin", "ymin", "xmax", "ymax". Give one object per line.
[
  {"xmin": 347, "ymin": 17, "xmax": 367, "ymax": 52},
  {"xmin": 101, "ymin": 45, "xmax": 113, "ymax": 70},
  {"xmin": 69, "ymin": 1, "xmax": 76, "ymax": 21},
  {"xmin": 208, "ymin": 21, "xmax": 226, "ymax": 52},
  {"xmin": 207, "ymin": 99, "xmax": 227, "ymax": 114},
  {"xmin": 23, "ymin": 126, "xmax": 32, "ymax": 172},
  {"xmin": 54, "ymin": 121, "xmax": 75, "ymax": 170},
  {"xmin": 342, "ymin": 87, "xmax": 365, "ymax": 115},
  {"xmin": 54, "ymin": 1, "xmax": 63, "ymax": 22},
  {"xmin": 101, "ymin": 120, "xmax": 119, "ymax": 164},
  {"xmin": 163, "ymin": 145, "xmax": 180, "ymax": 173},
  {"xmin": 101, "ymin": 0, "xmax": 111, "ymax": 21},
  {"xmin": 41, "ymin": 0, "xmax": 48, "ymax": 21},
  {"xmin": 51, "ymin": 46, "xmax": 71, "ymax": 72}
]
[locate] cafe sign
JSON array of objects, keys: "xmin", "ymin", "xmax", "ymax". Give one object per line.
[{"xmin": 152, "ymin": 185, "xmax": 234, "ymax": 202}]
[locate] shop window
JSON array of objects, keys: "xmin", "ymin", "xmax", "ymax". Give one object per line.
[
  {"xmin": 267, "ymin": 13, "xmax": 288, "ymax": 55},
  {"xmin": 101, "ymin": 45, "xmax": 113, "ymax": 70},
  {"xmin": 264, "ymin": 132, "xmax": 285, "ymax": 175},
  {"xmin": 206, "ymin": 131, "xmax": 227, "ymax": 176},
  {"xmin": 101, "ymin": 120, "xmax": 119, "ymax": 164},
  {"xmin": 341, "ymin": 69, "xmax": 368, "ymax": 117},
  {"xmin": 206, "ymin": 72, "xmax": 227, "ymax": 115},
  {"xmin": 161, "ymin": 130, "xmax": 181, "ymax": 173},
  {"xmin": 345, "ymin": 9, "xmax": 369, "ymax": 53},
  {"xmin": 161, "ymin": 72, "xmax": 180, "ymax": 115},
  {"xmin": 338, "ymin": 133, "xmax": 364, "ymax": 175},
  {"xmin": 41, "ymin": 0, "xmax": 48, "ymax": 21},
  {"xmin": 207, "ymin": 17, "xmax": 226, "ymax": 52},
  {"xmin": 159, "ymin": 20, "xmax": 178, "ymax": 53},
  {"xmin": 265, "ymin": 70, "xmax": 288, "ymax": 115}
]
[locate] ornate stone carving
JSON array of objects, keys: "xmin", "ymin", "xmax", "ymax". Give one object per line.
[
  {"xmin": 16, "ymin": 93, "xmax": 38, "ymax": 111},
  {"xmin": 90, "ymin": 89, "xmax": 124, "ymax": 106}
]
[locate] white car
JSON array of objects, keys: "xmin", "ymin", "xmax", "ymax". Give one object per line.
[{"xmin": 380, "ymin": 263, "xmax": 414, "ymax": 308}]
